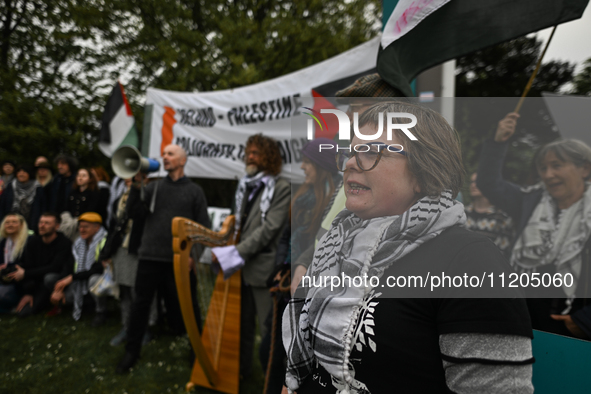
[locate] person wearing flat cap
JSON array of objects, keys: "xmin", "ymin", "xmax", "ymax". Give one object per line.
[{"xmin": 48, "ymin": 212, "xmax": 108, "ymax": 325}]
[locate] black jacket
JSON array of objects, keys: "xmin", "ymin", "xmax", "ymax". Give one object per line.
[
  {"xmin": 20, "ymin": 233, "xmax": 73, "ymax": 295},
  {"xmin": 67, "ymin": 188, "xmax": 100, "ymax": 218},
  {"xmin": 49, "ymin": 173, "xmax": 76, "ymax": 214},
  {"xmin": 99, "ymin": 193, "xmax": 145, "ymax": 260}
]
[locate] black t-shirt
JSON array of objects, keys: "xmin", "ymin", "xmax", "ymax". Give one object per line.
[{"xmin": 298, "ymin": 227, "xmax": 532, "ymax": 394}]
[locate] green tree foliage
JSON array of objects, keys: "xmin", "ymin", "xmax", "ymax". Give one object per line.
[
  {"xmin": 97, "ymin": 0, "xmax": 381, "ymax": 129},
  {"xmin": 456, "ymin": 36, "xmax": 574, "ymax": 97},
  {"xmin": 454, "ymin": 36, "xmax": 575, "ymax": 190},
  {"xmin": 572, "ymin": 58, "xmax": 591, "ymax": 96},
  {"xmin": 0, "ymin": 0, "xmax": 381, "ymax": 170},
  {"xmin": 0, "ymin": 0, "xmax": 121, "ymax": 168}
]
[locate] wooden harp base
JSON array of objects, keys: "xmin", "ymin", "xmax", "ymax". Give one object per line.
[
  {"xmin": 173, "ymin": 216, "xmax": 241, "ymax": 394},
  {"xmin": 185, "ymin": 272, "xmax": 240, "ymax": 394}
]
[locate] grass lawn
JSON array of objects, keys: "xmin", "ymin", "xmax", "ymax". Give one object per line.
[{"xmin": 0, "ymin": 299, "xmax": 264, "ymax": 394}]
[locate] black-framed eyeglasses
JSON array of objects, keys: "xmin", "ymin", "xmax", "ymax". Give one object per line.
[{"xmin": 336, "ymin": 142, "xmax": 408, "ymax": 172}]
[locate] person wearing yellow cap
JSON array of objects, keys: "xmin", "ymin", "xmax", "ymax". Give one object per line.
[{"xmin": 48, "ymin": 212, "xmax": 108, "ymax": 325}]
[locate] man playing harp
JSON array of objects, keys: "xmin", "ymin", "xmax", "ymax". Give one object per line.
[
  {"xmin": 116, "ymin": 144, "xmax": 211, "ymax": 374},
  {"xmin": 213, "ymin": 134, "xmax": 290, "ymax": 377}
]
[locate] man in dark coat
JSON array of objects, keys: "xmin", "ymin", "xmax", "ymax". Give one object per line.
[{"xmin": 116, "ymin": 144, "xmax": 210, "ymax": 373}]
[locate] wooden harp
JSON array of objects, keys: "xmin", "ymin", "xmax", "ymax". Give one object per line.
[{"xmin": 172, "ymin": 215, "xmax": 240, "ymax": 394}]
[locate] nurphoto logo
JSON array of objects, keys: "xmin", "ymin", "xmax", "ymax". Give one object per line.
[{"xmin": 303, "ymin": 107, "xmax": 418, "ymax": 142}]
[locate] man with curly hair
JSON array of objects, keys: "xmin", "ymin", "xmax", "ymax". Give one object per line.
[{"xmin": 212, "ymin": 133, "xmax": 290, "ymax": 377}]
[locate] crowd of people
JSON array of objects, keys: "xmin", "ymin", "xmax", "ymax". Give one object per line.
[
  {"xmin": 0, "ymin": 154, "xmax": 123, "ymax": 320},
  {"xmin": 1, "ymin": 76, "xmax": 591, "ymax": 393}
]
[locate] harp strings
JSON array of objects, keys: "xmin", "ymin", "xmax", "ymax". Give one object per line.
[
  {"xmin": 183, "ymin": 220, "xmax": 231, "ymax": 364},
  {"xmin": 195, "ymin": 259, "xmax": 219, "ymax": 360}
]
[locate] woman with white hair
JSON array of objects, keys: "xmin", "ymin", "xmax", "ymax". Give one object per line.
[
  {"xmin": 478, "ymin": 112, "xmax": 591, "ymax": 339},
  {"xmin": 0, "ymin": 213, "xmax": 29, "ymax": 312}
]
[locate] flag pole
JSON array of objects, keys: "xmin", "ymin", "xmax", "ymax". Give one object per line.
[{"xmin": 514, "ymin": 25, "xmax": 558, "ymax": 113}]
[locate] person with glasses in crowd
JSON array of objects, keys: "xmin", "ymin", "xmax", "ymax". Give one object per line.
[{"xmin": 283, "ymin": 101, "xmax": 534, "ymax": 394}]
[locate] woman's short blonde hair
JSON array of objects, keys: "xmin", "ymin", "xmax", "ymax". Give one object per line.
[{"xmin": 357, "ymin": 101, "xmax": 464, "ymax": 198}]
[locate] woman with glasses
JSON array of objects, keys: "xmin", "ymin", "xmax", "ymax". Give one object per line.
[{"xmin": 283, "ymin": 101, "xmax": 534, "ymax": 394}]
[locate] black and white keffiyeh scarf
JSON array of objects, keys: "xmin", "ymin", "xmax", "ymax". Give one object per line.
[
  {"xmin": 511, "ymin": 183, "xmax": 591, "ymax": 308},
  {"xmin": 11, "ymin": 179, "xmax": 38, "ymax": 219},
  {"xmin": 282, "ymin": 191, "xmax": 466, "ymax": 393},
  {"xmin": 71, "ymin": 226, "xmax": 107, "ymax": 321},
  {"xmin": 234, "ymin": 172, "xmax": 276, "ymax": 232}
]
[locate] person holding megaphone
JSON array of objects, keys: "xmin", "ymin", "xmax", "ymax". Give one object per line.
[{"xmin": 114, "ymin": 144, "xmax": 211, "ymax": 374}]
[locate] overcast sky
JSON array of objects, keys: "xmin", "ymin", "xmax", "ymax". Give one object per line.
[{"xmin": 535, "ymin": 5, "xmax": 591, "ymax": 73}]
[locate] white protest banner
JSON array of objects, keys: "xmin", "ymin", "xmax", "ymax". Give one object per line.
[{"xmin": 144, "ymin": 36, "xmax": 381, "ymax": 182}]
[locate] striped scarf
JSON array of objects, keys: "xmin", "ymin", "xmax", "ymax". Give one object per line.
[
  {"xmin": 282, "ymin": 191, "xmax": 465, "ymax": 393},
  {"xmin": 234, "ymin": 172, "xmax": 276, "ymax": 233},
  {"xmin": 71, "ymin": 226, "xmax": 107, "ymax": 320},
  {"xmin": 11, "ymin": 179, "xmax": 38, "ymax": 219},
  {"xmin": 511, "ymin": 183, "xmax": 591, "ymax": 309}
]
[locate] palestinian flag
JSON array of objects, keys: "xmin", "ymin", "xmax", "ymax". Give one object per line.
[
  {"xmin": 99, "ymin": 81, "xmax": 139, "ymax": 157},
  {"xmin": 378, "ymin": 0, "xmax": 589, "ymax": 96},
  {"xmin": 308, "ymin": 69, "xmax": 376, "ymax": 139}
]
